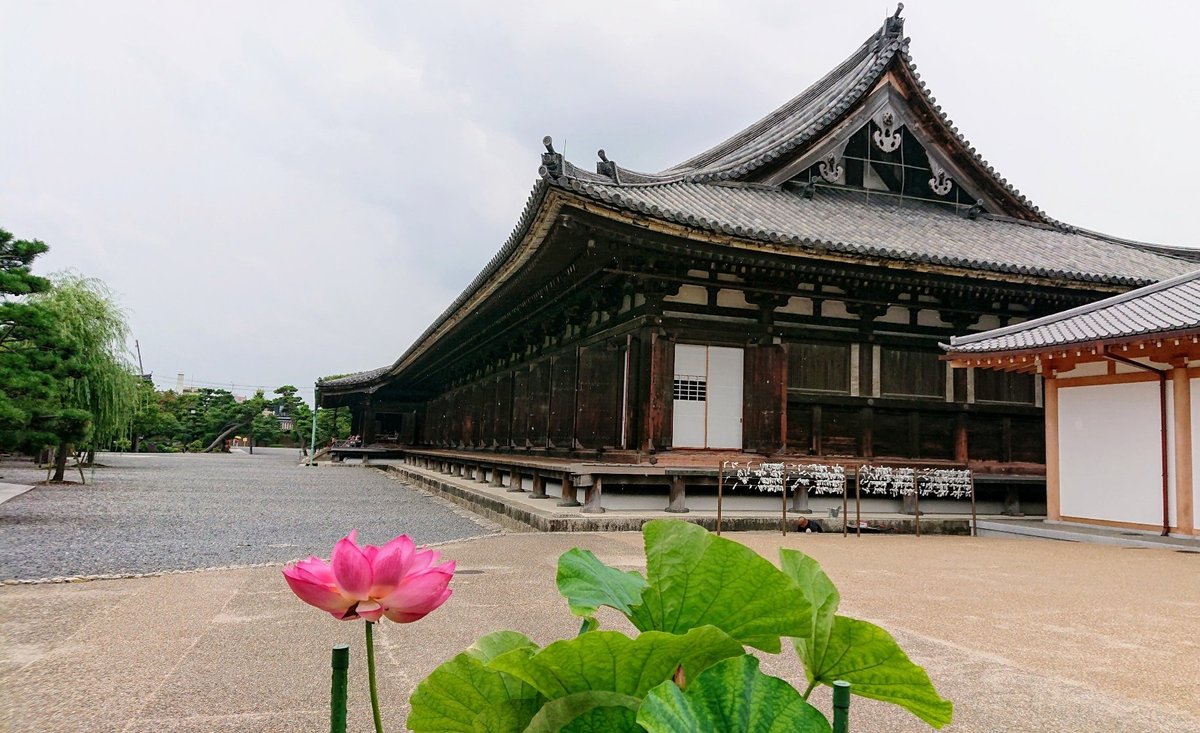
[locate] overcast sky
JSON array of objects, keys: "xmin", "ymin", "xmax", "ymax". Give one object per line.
[{"xmin": 3, "ymin": 1, "xmax": 1198, "ymax": 403}]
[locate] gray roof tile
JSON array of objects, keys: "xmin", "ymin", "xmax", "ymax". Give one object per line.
[
  {"xmin": 549, "ymin": 178, "xmax": 1199, "ymax": 286},
  {"xmin": 945, "ymin": 269, "xmax": 1200, "ymax": 353}
]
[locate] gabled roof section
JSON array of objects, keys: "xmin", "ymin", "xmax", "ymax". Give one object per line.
[
  {"xmin": 664, "ymin": 9, "xmax": 906, "ymax": 181},
  {"xmin": 561, "ymin": 6, "xmax": 1060, "ymax": 225},
  {"xmin": 944, "ymin": 269, "xmax": 1200, "ymax": 354}
]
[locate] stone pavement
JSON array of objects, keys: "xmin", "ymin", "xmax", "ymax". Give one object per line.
[
  {"xmin": 2, "ymin": 531, "xmax": 1197, "ymax": 732},
  {"xmin": 0, "ymin": 450, "xmax": 495, "ymax": 580}
]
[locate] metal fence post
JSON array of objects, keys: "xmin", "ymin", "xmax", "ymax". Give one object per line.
[
  {"xmin": 832, "ymin": 680, "xmax": 851, "ymax": 733},
  {"xmin": 331, "ymin": 644, "xmax": 349, "ymax": 733}
]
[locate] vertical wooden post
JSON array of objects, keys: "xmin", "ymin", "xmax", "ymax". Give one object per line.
[
  {"xmin": 716, "ymin": 463, "xmax": 724, "ymax": 536},
  {"xmin": 666, "ymin": 475, "xmax": 689, "ymax": 513},
  {"xmin": 1171, "ymin": 364, "xmax": 1194, "ymax": 535},
  {"xmin": 1044, "ymin": 374, "xmax": 1061, "ymax": 521},
  {"xmin": 530, "ymin": 474, "xmax": 549, "ymax": 499},
  {"xmin": 506, "ymin": 471, "xmax": 526, "ymax": 492},
  {"xmin": 558, "ymin": 474, "xmax": 581, "ymax": 507},
  {"xmin": 970, "ymin": 473, "xmax": 978, "ymax": 537},
  {"xmin": 914, "ymin": 487, "xmax": 921, "ymax": 537},
  {"xmin": 781, "ymin": 481, "xmax": 788, "ymax": 536},
  {"xmin": 582, "ymin": 475, "xmax": 605, "ymax": 514},
  {"xmin": 855, "ymin": 468, "xmax": 861, "ymax": 538}
]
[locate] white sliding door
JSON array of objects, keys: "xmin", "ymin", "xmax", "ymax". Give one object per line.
[{"xmin": 671, "ymin": 344, "xmax": 743, "ymax": 449}]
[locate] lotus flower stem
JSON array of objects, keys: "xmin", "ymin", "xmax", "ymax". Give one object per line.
[{"xmin": 365, "ymin": 621, "xmax": 384, "ymax": 733}]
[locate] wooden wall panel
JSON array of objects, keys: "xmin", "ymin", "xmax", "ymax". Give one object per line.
[
  {"xmin": 479, "ymin": 379, "xmax": 495, "ymax": 448},
  {"xmin": 576, "ymin": 343, "xmax": 623, "ymax": 449},
  {"xmin": 528, "ymin": 359, "xmax": 551, "ymax": 448},
  {"xmin": 786, "ymin": 403, "xmax": 814, "ymax": 453},
  {"xmin": 511, "ymin": 368, "xmax": 530, "ymax": 448},
  {"xmin": 548, "ymin": 350, "xmax": 578, "ymax": 449},
  {"xmin": 744, "ymin": 345, "xmax": 786, "ymax": 453},
  {"xmin": 494, "ymin": 373, "xmax": 513, "ymax": 448},
  {"xmin": 820, "ymin": 407, "xmax": 859, "ymax": 456},
  {"xmin": 873, "ymin": 410, "xmax": 910, "ymax": 458},
  {"xmin": 1010, "ymin": 415, "xmax": 1044, "ymax": 463},
  {"xmin": 919, "ymin": 413, "xmax": 956, "ymax": 460},
  {"xmin": 461, "ymin": 385, "xmax": 476, "ymax": 448},
  {"xmin": 968, "ymin": 415, "xmax": 1004, "ymax": 462},
  {"xmin": 642, "ymin": 334, "xmax": 674, "ymax": 451}
]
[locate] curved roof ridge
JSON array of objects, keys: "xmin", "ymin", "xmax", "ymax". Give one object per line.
[{"xmin": 663, "ymin": 27, "xmax": 901, "ymax": 179}]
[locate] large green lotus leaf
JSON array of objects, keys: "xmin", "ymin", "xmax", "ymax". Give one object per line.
[
  {"xmin": 807, "ymin": 615, "xmax": 953, "ymax": 729},
  {"xmin": 489, "ymin": 626, "xmax": 744, "ymax": 700},
  {"xmin": 408, "ymin": 631, "xmax": 544, "ymax": 733},
  {"xmin": 778, "ymin": 548, "xmax": 841, "ymax": 686},
  {"xmin": 522, "ymin": 691, "xmax": 641, "ymax": 733},
  {"xmin": 556, "ymin": 547, "xmax": 648, "ymax": 619},
  {"xmin": 469, "ymin": 700, "xmax": 544, "ymax": 733},
  {"xmin": 628, "ymin": 520, "xmax": 812, "ymax": 652},
  {"xmin": 636, "ymin": 655, "xmax": 831, "ymax": 733}
]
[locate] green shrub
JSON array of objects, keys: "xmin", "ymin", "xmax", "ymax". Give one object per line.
[{"xmin": 185, "ymin": 439, "xmax": 203, "ymax": 453}]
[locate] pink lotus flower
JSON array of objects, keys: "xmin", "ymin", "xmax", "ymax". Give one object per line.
[{"xmin": 283, "ymin": 530, "xmax": 455, "ymax": 623}]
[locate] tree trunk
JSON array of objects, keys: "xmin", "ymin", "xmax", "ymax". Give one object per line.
[
  {"xmin": 202, "ymin": 420, "xmax": 250, "ymax": 453},
  {"xmin": 249, "ymin": 436, "xmax": 255, "ymax": 455},
  {"xmin": 86, "ymin": 448, "xmax": 96, "ymax": 465},
  {"xmin": 52, "ymin": 442, "xmax": 70, "ymax": 482}
]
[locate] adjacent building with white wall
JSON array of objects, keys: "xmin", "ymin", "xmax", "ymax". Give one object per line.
[{"xmin": 945, "ymin": 270, "xmax": 1200, "ymax": 536}]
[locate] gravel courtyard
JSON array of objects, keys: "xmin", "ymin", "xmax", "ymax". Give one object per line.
[{"xmin": 0, "ymin": 449, "xmax": 495, "ymax": 581}]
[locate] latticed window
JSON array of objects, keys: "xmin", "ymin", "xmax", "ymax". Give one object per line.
[{"xmin": 672, "ymin": 377, "xmax": 707, "ymax": 401}]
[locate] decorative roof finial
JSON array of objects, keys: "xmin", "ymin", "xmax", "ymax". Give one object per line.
[
  {"xmin": 539, "ymin": 135, "xmax": 563, "ymax": 179},
  {"xmin": 884, "ymin": 3, "xmax": 905, "ymax": 37},
  {"xmin": 596, "ymin": 148, "xmax": 619, "ymax": 182},
  {"xmin": 966, "ymin": 199, "xmax": 985, "ymax": 220}
]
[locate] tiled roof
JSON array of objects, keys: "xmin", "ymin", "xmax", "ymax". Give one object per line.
[
  {"xmin": 547, "ymin": 177, "xmax": 1200, "ymax": 286},
  {"xmin": 945, "ymin": 269, "xmax": 1200, "ymax": 354},
  {"xmin": 317, "ymin": 365, "xmax": 393, "ymax": 389},
  {"xmin": 587, "ymin": 9, "xmax": 1057, "ymax": 227},
  {"xmin": 665, "ymin": 21, "xmax": 903, "ymax": 182}
]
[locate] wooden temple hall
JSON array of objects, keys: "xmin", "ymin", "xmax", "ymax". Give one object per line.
[{"xmin": 316, "ymin": 8, "xmax": 1200, "ymax": 515}]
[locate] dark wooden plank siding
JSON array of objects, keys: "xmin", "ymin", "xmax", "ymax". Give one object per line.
[
  {"xmin": 576, "ymin": 343, "xmax": 623, "ymax": 449},
  {"xmin": 548, "ymin": 350, "xmax": 578, "ymax": 448},
  {"xmin": 511, "ymin": 368, "xmax": 531, "ymax": 447},
  {"xmin": 493, "ymin": 373, "xmax": 512, "ymax": 448},
  {"xmin": 528, "ymin": 358, "xmax": 551, "ymax": 448},
  {"xmin": 787, "ymin": 342, "xmax": 850, "ymax": 393},
  {"xmin": 744, "ymin": 345, "xmax": 786, "ymax": 453},
  {"xmin": 479, "ymin": 381, "xmax": 494, "ymax": 447}
]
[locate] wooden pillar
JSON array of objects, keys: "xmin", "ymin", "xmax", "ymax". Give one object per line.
[
  {"xmin": 1044, "ymin": 375, "xmax": 1061, "ymax": 521},
  {"xmin": 582, "ymin": 475, "xmax": 605, "ymax": 514},
  {"xmin": 558, "ymin": 475, "xmax": 581, "ymax": 507},
  {"xmin": 954, "ymin": 413, "xmax": 969, "ymax": 465},
  {"xmin": 530, "ymin": 474, "xmax": 549, "ymax": 499},
  {"xmin": 476, "ymin": 465, "xmax": 490, "ymax": 484},
  {"xmin": 362, "ymin": 397, "xmax": 376, "ymax": 445},
  {"xmin": 506, "ymin": 472, "xmax": 526, "ymax": 492},
  {"xmin": 790, "ymin": 483, "xmax": 811, "ymax": 514},
  {"xmin": 665, "ymin": 475, "xmax": 689, "ymax": 513},
  {"xmin": 1171, "ymin": 364, "xmax": 1194, "ymax": 535},
  {"xmin": 490, "ymin": 468, "xmax": 504, "ymax": 488}
]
